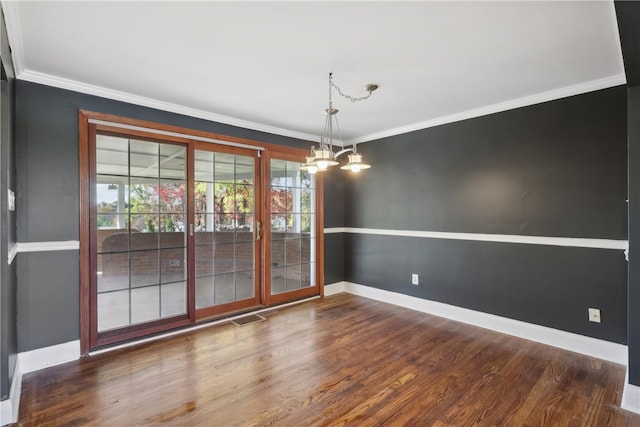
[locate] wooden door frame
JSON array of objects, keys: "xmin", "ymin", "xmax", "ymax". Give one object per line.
[{"xmin": 79, "ymin": 110, "xmax": 324, "ymax": 355}]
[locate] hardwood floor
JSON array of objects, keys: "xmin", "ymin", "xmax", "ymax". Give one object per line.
[{"xmin": 14, "ymin": 293, "xmax": 640, "ymax": 426}]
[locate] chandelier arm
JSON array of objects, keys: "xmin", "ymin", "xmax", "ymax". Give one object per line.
[{"xmin": 335, "ymin": 147, "xmax": 354, "ymax": 158}]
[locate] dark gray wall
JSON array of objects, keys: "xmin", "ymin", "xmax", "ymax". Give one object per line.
[
  {"xmin": 616, "ymin": 1, "xmax": 640, "ymax": 88},
  {"xmin": 1, "ymin": 6, "xmax": 17, "ymax": 400},
  {"xmin": 15, "ymin": 80, "xmax": 344, "ymax": 352},
  {"xmin": 616, "ymin": 0, "xmax": 640, "ymax": 389},
  {"xmin": 628, "ymin": 86, "xmax": 640, "ymax": 385},
  {"xmin": 345, "ymin": 87, "xmax": 628, "ymax": 344}
]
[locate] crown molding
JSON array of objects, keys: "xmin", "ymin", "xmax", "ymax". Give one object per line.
[
  {"xmin": 17, "ymin": 69, "xmax": 321, "ymax": 144},
  {"xmin": 1, "ymin": 0, "xmax": 25, "ymax": 75},
  {"xmin": 346, "ymin": 73, "xmax": 628, "ymax": 145}
]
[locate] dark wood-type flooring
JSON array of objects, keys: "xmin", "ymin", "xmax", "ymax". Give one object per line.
[{"xmin": 14, "ymin": 293, "xmax": 640, "ymax": 426}]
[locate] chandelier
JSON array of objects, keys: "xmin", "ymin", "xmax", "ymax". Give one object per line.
[{"xmin": 301, "ymin": 73, "xmax": 378, "ymax": 174}]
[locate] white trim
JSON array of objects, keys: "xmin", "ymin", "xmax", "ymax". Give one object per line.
[
  {"xmin": 323, "ymin": 227, "xmax": 347, "ymax": 234},
  {"xmin": 17, "ymin": 69, "xmax": 321, "ymax": 144},
  {"xmin": 0, "ymin": 358, "xmax": 22, "ymax": 426},
  {"xmin": 345, "ymin": 74, "xmax": 627, "ymax": 145},
  {"xmin": 89, "ymin": 118, "xmax": 265, "ymax": 152},
  {"xmin": 623, "ymin": 370, "xmax": 640, "ymax": 414},
  {"xmin": 16, "ymin": 241, "xmax": 80, "ymax": 253},
  {"xmin": 18, "ymin": 340, "xmax": 80, "ymax": 374},
  {"xmin": 0, "ymin": 0, "xmax": 25, "ymax": 76},
  {"xmin": 333, "ymin": 227, "xmax": 628, "ymax": 251},
  {"xmin": 7, "ymin": 243, "xmax": 17, "ymax": 264},
  {"xmin": 341, "ymin": 282, "xmax": 628, "ymax": 365}
]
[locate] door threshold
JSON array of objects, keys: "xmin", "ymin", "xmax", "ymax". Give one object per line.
[{"xmin": 89, "ymin": 295, "xmax": 321, "ymax": 356}]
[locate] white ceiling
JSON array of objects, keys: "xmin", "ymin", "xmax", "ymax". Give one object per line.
[{"xmin": 2, "ymin": 1, "xmax": 626, "ymax": 145}]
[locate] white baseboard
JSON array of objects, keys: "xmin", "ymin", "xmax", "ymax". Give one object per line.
[
  {"xmin": 0, "ymin": 357, "xmax": 22, "ymax": 425},
  {"xmin": 337, "ymin": 282, "xmax": 627, "ymax": 365},
  {"xmin": 324, "ymin": 281, "xmax": 346, "ymax": 296},
  {"xmin": 18, "ymin": 340, "xmax": 80, "ymax": 374},
  {"xmin": 623, "ymin": 368, "xmax": 640, "ymax": 414}
]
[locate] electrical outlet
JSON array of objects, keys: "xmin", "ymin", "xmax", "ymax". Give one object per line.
[
  {"xmin": 169, "ymin": 259, "xmax": 181, "ymax": 267},
  {"xmin": 411, "ymin": 274, "xmax": 419, "ymax": 285},
  {"xmin": 588, "ymin": 308, "xmax": 601, "ymax": 323}
]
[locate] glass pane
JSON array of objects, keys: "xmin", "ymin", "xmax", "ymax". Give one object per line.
[
  {"xmin": 160, "ymin": 144, "xmax": 186, "ymax": 180},
  {"xmin": 216, "ymin": 214, "xmax": 235, "ymax": 232},
  {"xmin": 271, "ymin": 240, "xmax": 285, "ymax": 270},
  {"xmin": 196, "ymin": 276, "xmax": 214, "ymax": 309},
  {"xmin": 97, "ymin": 290, "xmax": 129, "ymax": 332},
  {"xmin": 160, "ymin": 214, "xmax": 186, "ymax": 248},
  {"xmin": 98, "ymin": 229, "xmax": 129, "ymax": 253},
  {"xmin": 130, "ymin": 140, "xmax": 159, "ymax": 178},
  {"xmin": 286, "ymin": 238, "xmax": 302, "ymax": 265},
  {"xmin": 130, "ymin": 215, "xmax": 159, "ymax": 251},
  {"xmin": 236, "ymin": 184, "xmax": 254, "ymax": 214},
  {"xmin": 271, "ymin": 188, "xmax": 290, "ymax": 213},
  {"xmin": 235, "ymin": 242, "xmax": 254, "ymax": 271},
  {"xmin": 96, "ymin": 135, "xmax": 128, "ymax": 176},
  {"xmin": 131, "ymin": 285, "xmax": 160, "ymax": 324},
  {"xmin": 300, "ymin": 170, "xmax": 314, "ymax": 190},
  {"xmin": 301, "ymin": 214, "xmax": 313, "ymax": 234},
  {"xmin": 270, "ymin": 159, "xmax": 286, "ymax": 182},
  {"xmin": 129, "ymin": 178, "xmax": 159, "ymax": 214},
  {"xmin": 271, "ymin": 266, "xmax": 286, "ymax": 295},
  {"xmin": 236, "ymin": 271, "xmax": 254, "ymax": 300},
  {"xmin": 214, "ymin": 184, "xmax": 235, "ymax": 214},
  {"xmin": 194, "ymin": 182, "xmax": 214, "ymax": 213},
  {"xmin": 301, "ymin": 263, "xmax": 313, "ymax": 287},
  {"xmin": 215, "ymin": 153, "xmax": 235, "ymax": 183},
  {"xmin": 131, "ymin": 250, "xmax": 159, "ymax": 287},
  {"xmin": 287, "ymin": 213, "xmax": 302, "ymax": 238},
  {"xmin": 195, "ymin": 150, "xmax": 214, "ymax": 182},
  {"xmin": 286, "ymin": 161, "xmax": 301, "ymax": 182},
  {"xmin": 161, "ymin": 282, "xmax": 186, "ymax": 318},
  {"xmin": 195, "ymin": 220, "xmax": 215, "ymax": 245},
  {"xmin": 96, "ymin": 213, "xmax": 117, "ymax": 231},
  {"xmin": 214, "ymin": 273, "xmax": 235, "ymax": 304},
  {"xmin": 236, "ymin": 219, "xmax": 254, "ymax": 241},
  {"xmin": 236, "ymin": 162, "xmax": 253, "ymax": 184},
  {"xmin": 96, "ymin": 178, "xmax": 127, "ymax": 214},
  {"xmin": 301, "ymin": 189, "xmax": 313, "ymax": 214},
  {"xmin": 160, "ymin": 180, "xmax": 186, "ymax": 213},
  {"xmin": 214, "ymin": 243, "xmax": 235, "ymax": 274},
  {"xmin": 271, "ymin": 214, "xmax": 288, "ymax": 237},
  {"xmin": 161, "ymin": 248, "xmax": 186, "ymax": 283},
  {"xmin": 286, "ymin": 264, "xmax": 302, "ymax": 291},
  {"xmin": 97, "ymin": 253, "xmax": 129, "ymax": 292},
  {"xmin": 301, "ymin": 238, "xmax": 312, "ymax": 263},
  {"xmin": 195, "ymin": 245, "xmax": 214, "ymax": 277}
]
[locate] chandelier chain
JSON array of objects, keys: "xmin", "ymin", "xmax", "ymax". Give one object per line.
[{"xmin": 330, "ymin": 80, "xmax": 375, "ymax": 103}]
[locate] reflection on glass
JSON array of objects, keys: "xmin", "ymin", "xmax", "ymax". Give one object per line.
[
  {"xmin": 194, "ymin": 149, "xmax": 256, "ymax": 310},
  {"xmin": 96, "ymin": 135, "xmax": 188, "ymax": 332}
]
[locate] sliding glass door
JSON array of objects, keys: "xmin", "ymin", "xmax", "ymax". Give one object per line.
[
  {"xmin": 93, "ymin": 135, "xmax": 190, "ymax": 345},
  {"xmin": 193, "ymin": 146, "xmax": 261, "ymax": 319},
  {"xmin": 80, "ymin": 111, "xmax": 324, "ymax": 352}
]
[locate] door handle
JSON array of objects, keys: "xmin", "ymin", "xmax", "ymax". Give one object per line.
[
  {"xmin": 189, "ymin": 223, "xmax": 194, "ymax": 237},
  {"xmin": 256, "ymin": 221, "xmax": 262, "ymax": 241}
]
